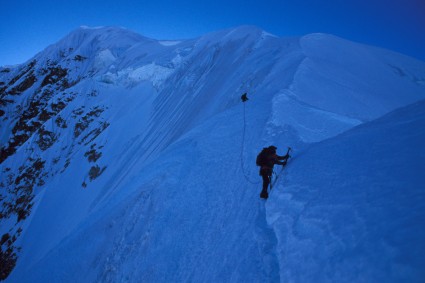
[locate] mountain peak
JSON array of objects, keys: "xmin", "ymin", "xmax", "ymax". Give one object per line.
[{"xmin": 34, "ymin": 26, "xmax": 152, "ymax": 65}]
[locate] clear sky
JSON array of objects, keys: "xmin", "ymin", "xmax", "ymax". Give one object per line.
[{"xmin": 1, "ymin": 0, "xmax": 424, "ymax": 66}]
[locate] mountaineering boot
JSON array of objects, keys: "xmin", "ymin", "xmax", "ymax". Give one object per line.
[{"xmin": 260, "ymin": 190, "xmax": 268, "ymax": 199}]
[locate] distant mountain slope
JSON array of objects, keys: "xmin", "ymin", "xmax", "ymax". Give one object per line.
[
  {"xmin": 1, "ymin": 26, "xmax": 425, "ymax": 281},
  {"xmin": 268, "ymin": 99, "xmax": 425, "ymax": 282}
]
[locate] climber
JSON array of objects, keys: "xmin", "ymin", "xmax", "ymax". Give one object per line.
[{"xmin": 256, "ymin": 146, "xmax": 289, "ymax": 199}]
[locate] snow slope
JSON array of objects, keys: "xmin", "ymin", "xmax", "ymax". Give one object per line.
[
  {"xmin": 268, "ymin": 99, "xmax": 425, "ymax": 282},
  {"xmin": 1, "ymin": 26, "xmax": 425, "ymax": 282}
]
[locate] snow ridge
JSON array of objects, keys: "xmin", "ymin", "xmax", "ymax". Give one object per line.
[{"xmin": 1, "ymin": 26, "xmax": 425, "ymax": 282}]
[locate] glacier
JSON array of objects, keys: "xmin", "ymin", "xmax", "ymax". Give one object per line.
[{"xmin": 0, "ymin": 25, "xmax": 424, "ymax": 282}]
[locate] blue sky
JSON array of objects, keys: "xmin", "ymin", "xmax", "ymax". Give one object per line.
[{"xmin": 1, "ymin": 0, "xmax": 424, "ymax": 66}]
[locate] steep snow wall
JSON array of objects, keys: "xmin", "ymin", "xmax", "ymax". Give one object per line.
[{"xmin": 268, "ymin": 99, "xmax": 425, "ymax": 282}]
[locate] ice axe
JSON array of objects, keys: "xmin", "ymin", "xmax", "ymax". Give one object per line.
[
  {"xmin": 282, "ymin": 147, "xmax": 292, "ymax": 167},
  {"xmin": 286, "ymin": 147, "xmax": 292, "ymax": 159},
  {"xmin": 270, "ymin": 146, "xmax": 293, "ymax": 189}
]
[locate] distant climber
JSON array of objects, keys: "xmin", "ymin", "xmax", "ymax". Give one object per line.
[
  {"xmin": 256, "ymin": 146, "xmax": 290, "ymax": 199},
  {"xmin": 241, "ymin": 93, "xmax": 248, "ymax": 102}
]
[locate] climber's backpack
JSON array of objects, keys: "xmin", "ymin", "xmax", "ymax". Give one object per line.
[{"xmin": 256, "ymin": 148, "xmax": 269, "ymax": 167}]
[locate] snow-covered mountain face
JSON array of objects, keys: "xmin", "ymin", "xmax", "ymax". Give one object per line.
[
  {"xmin": 268, "ymin": 99, "xmax": 425, "ymax": 282},
  {"xmin": 1, "ymin": 26, "xmax": 424, "ymax": 282}
]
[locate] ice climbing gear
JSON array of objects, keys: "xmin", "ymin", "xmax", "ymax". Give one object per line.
[{"xmin": 271, "ymin": 147, "xmax": 292, "ymax": 188}]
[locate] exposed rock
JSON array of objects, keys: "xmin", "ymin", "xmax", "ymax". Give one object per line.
[
  {"xmin": 74, "ymin": 107, "xmax": 105, "ymax": 138},
  {"xmin": 84, "ymin": 148, "xmax": 102, "ymax": 163},
  {"xmin": 74, "ymin": 55, "xmax": 87, "ymax": 62},
  {"xmin": 41, "ymin": 66, "xmax": 68, "ymax": 87},
  {"xmin": 88, "ymin": 165, "xmax": 106, "ymax": 181},
  {"xmin": 37, "ymin": 128, "xmax": 57, "ymax": 151},
  {"xmin": 81, "ymin": 121, "xmax": 109, "ymax": 145},
  {"xmin": 9, "ymin": 73, "xmax": 37, "ymax": 95},
  {"xmin": 55, "ymin": 116, "xmax": 68, "ymax": 128},
  {"xmin": 8, "ymin": 60, "xmax": 36, "ymax": 87},
  {"xmin": 0, "ymin": 246, "xmax": 17, "ymax": 280}
]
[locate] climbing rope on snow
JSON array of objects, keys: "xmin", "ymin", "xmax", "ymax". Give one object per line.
[
  {"xmin": 270, "ymin": 167, "xmax": 283, "ymax": 189},
  {"xmin": 240, "ymin": 93, "xmax": 261, "ymax": 185}
]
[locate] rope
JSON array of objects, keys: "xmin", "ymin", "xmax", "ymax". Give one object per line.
[
  {"xmin": 240, "ymin": 101, "xmax": 260, "ymax": 185},
  {"xmin": 239, "ymin": 93, "xmax": 293, "ymax": 191},
  {"xmin": 271, "ymin": 166, "xmax": 285, "ymax": 188}
]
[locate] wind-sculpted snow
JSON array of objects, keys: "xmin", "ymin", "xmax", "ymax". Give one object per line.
[
  {"xmin": 98, "ymin": 63, "xmax": 175, "ymax": 87},
  {"xmin": 267, "ymin": 99, "xmax": 425, "ymax": 282},
  {"xmin": 1, "ymin": 26, "xmax": 425, "ymax": 282},
  {"xmin": 295, "ymin": 33, "xmax": 425, "ymax": 121}
]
